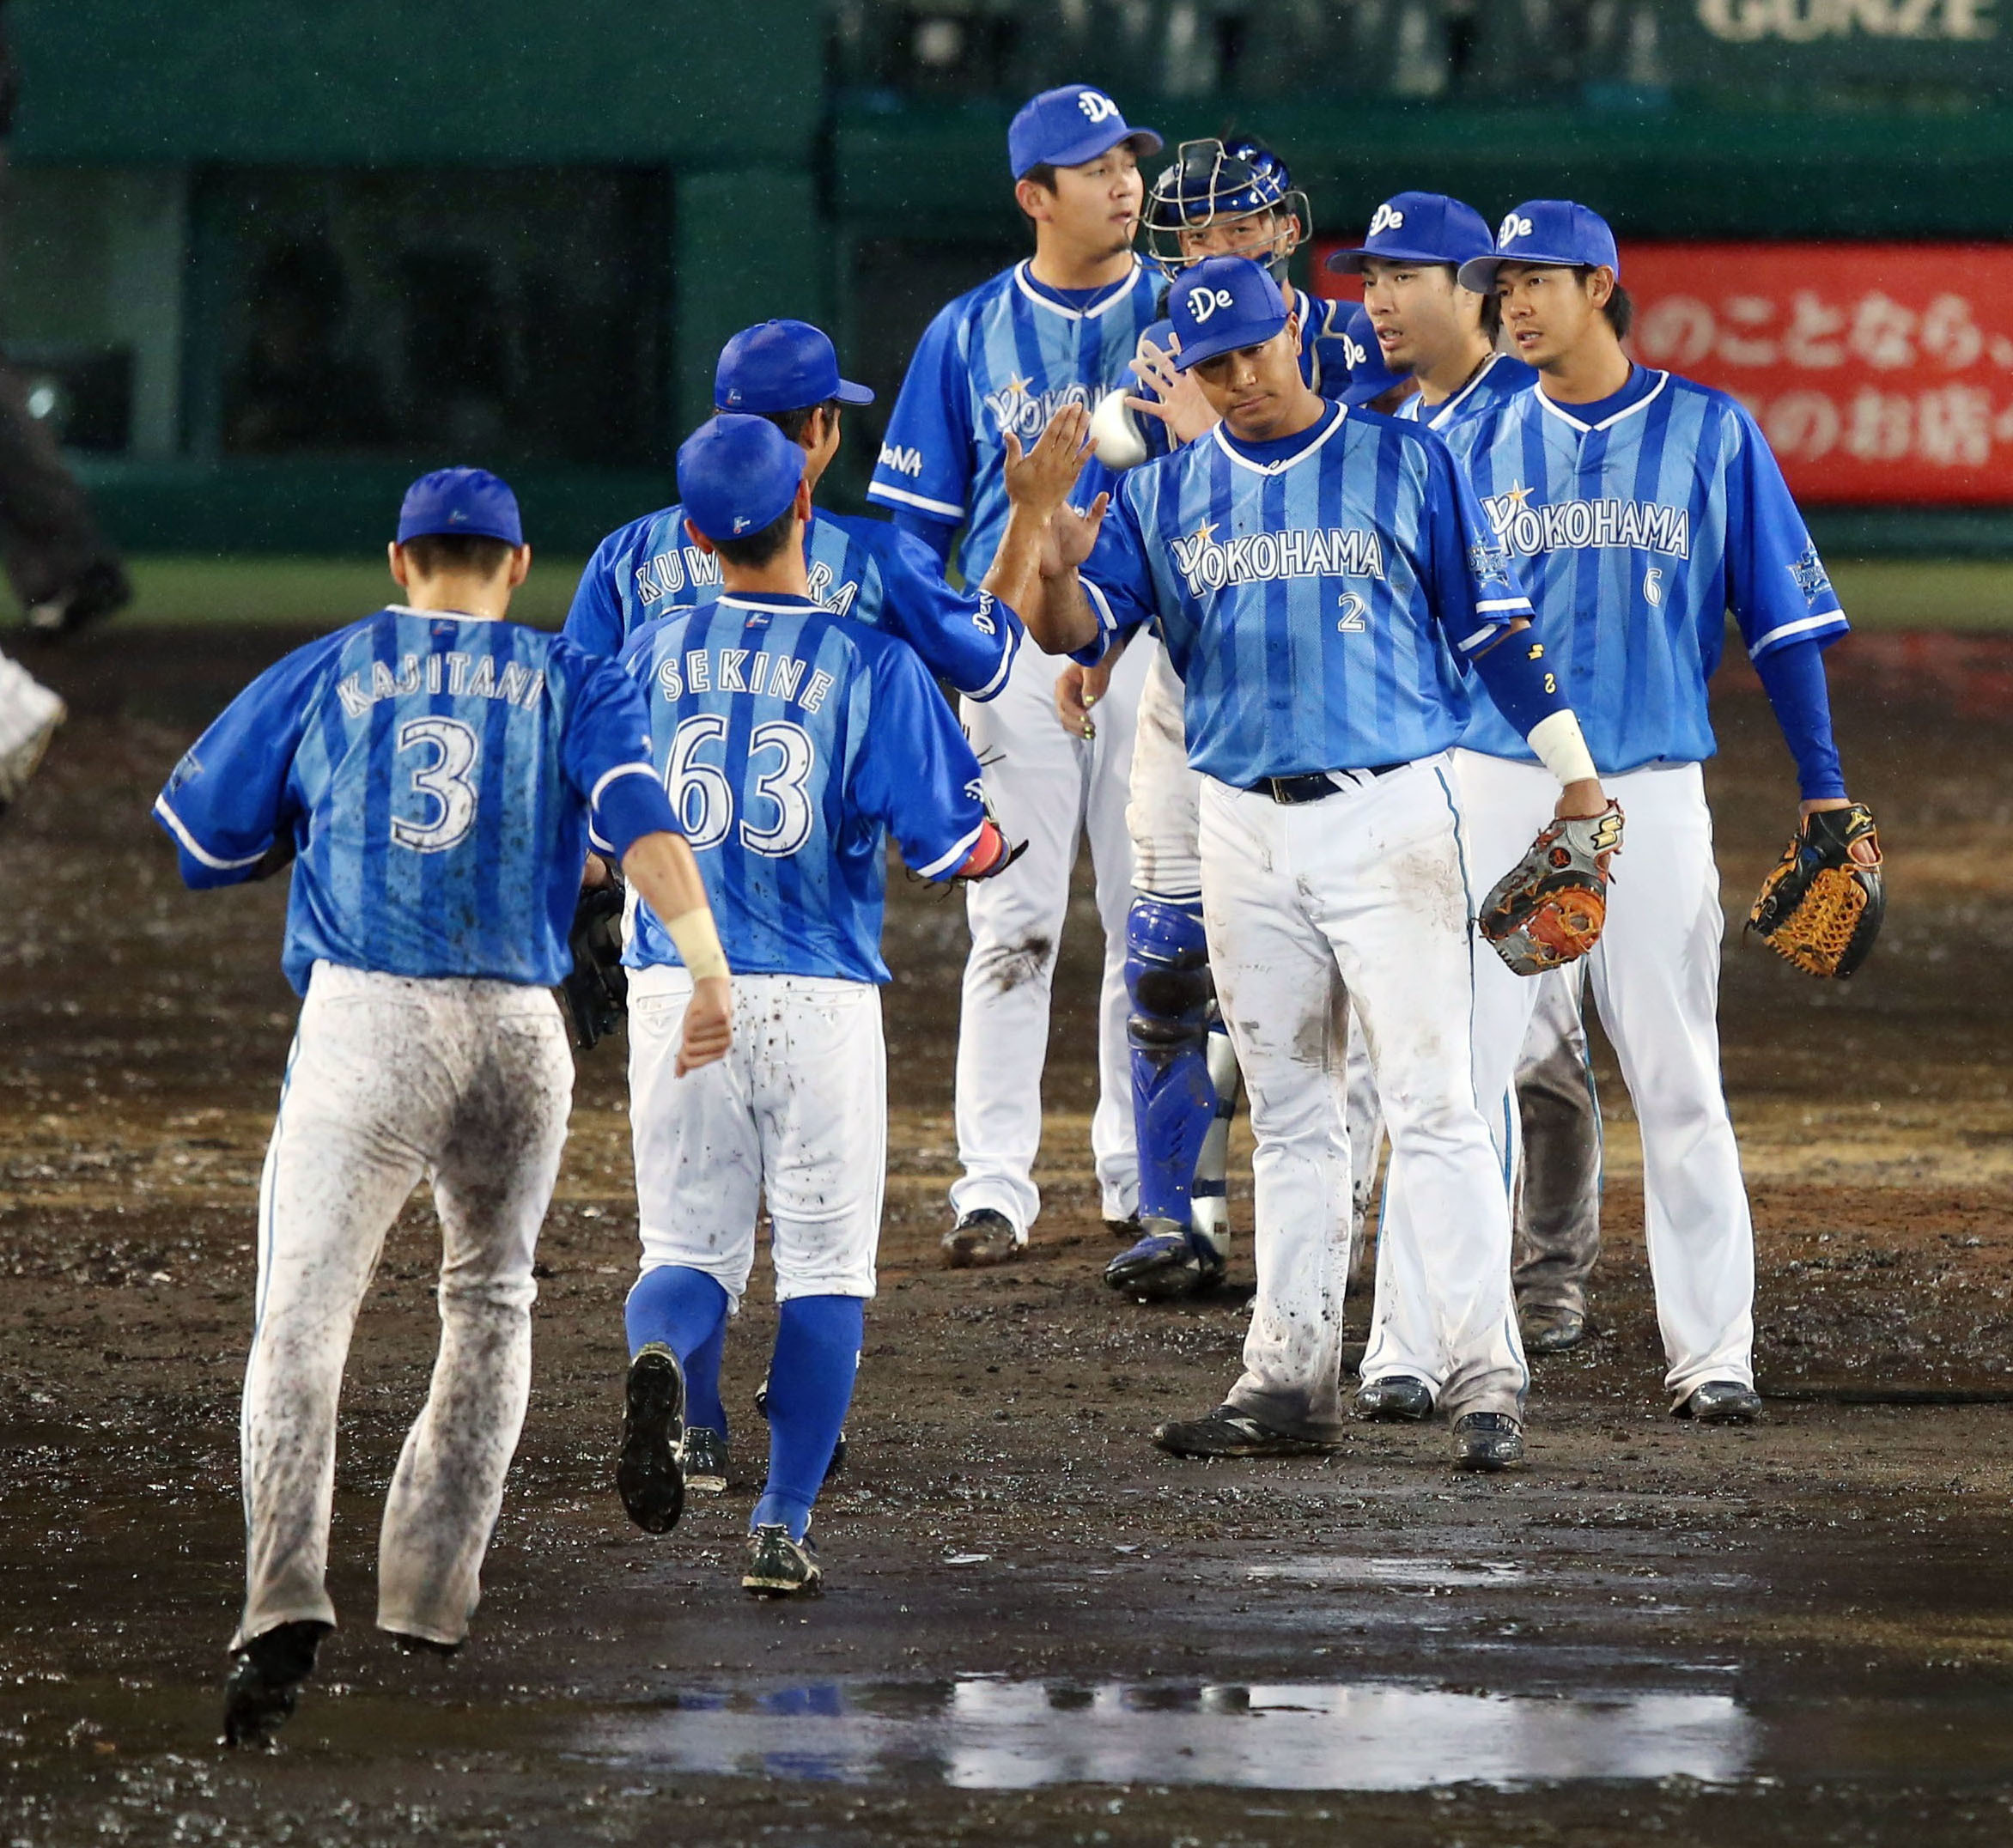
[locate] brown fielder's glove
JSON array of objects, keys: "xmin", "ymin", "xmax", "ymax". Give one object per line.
[
  {"xmin": 1748, "ymin": 801, "xmax": 1883, "ymax": 978},
  {"xmin": 1479, "ymin": 801, "xmax": 1625, "ymax": 977}
]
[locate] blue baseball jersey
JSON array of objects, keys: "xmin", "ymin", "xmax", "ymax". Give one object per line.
[
  {"xmin": 1445, "ymin": 369, "xmax": 1848, "ymax": 773},
  {"xmin": 154, "ymin": 607, "xmax": 674, "ymax": 996},
  {"xmin": 617, "ymin": 593, "xmax": 986, "ymax": 985},
  {"xmin": 564, "ymin": 504, "xmax": 1020, "ymax": 701},
  {"xmin": 867, "ymin": 258, "xmax": 1163, "ymax": 576},
  {"xmin": 1396, "ymin": 351, "xmax": 1537, "ymax": 429},
  {"xmin": 1079, "ymin": 401, "xmax": 1533, "ymax": 786}
]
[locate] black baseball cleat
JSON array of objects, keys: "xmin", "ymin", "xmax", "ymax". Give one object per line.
[
  {"xmin": 1103, "ymin": 1222, "xmax": 1225, "ymax": 1300},
  {"xmin": 1520, "ymin": 1304, "xmax": 1586, "ymax": 1354},
  {"xmin": 1353, "ymin": 1374, "xmax": 1435, "ymax": 1422},
  {"xmin": 617, "ymin": 1342, "xmax": 687, "ymax": 1534},
  {"xmin": 941, "ymin": 1207, "xmax": 1021, "ymax": 1269},
  {"xmin": 1672, "ymin": 1380, "xmax": 1762, "ymax": 1425},
  {"xmin": 743, "ymin": 1523, "xmax": 824, "ymax": 1598},
  {"xmin": 1451, "ymin": 1412, "xmax": 1526, "ymax": 1473},
  {"xmin": 682, "ymin": 1426, "xmax": 729, "ymax": 1495},
  {"xmin": 385, "ymin": 1630, "xmax": 460, "ymax": 1657},
  {"xmin": 221, "ymin": 1619, "xmax": 330, "ymax": 1748},
  {"xmin": 1152, "ymin": 1404, "xmax": 1342, "ymax": 1460}
]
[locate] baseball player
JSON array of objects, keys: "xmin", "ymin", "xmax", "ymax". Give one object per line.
[
  {"xmin": 1366, "ymin": 202, "xmax": 1870, "ymax": 1425},
  {"xmin": 1023, "ymin": 255, "xmax": 1618, "ymax": 1471},
  {"xmin": 155, "ymin": 467, "xmax": 728, "ymax": 1743},
  {"xmin": 1086, "ymin": 137, "xmax": 1368, "ymax": 1302},
  {"xmin": 867, "ymin": 83, "xmax": 1165, "ymax": 1268},
  {"xmin": 0, "ymin": 647, "xmax": 63, "ymax": 818},
  {"xmin": 566, "ymin": 319, "xmax": 1021, "ymax": 707},
  {"xmin": 1332, "ymin": 194, "xmax": 1604, "ymax": 1378},
  {"xmin": 611, "ymin": 415, "xmax": 1045, "ymax": 1597}
]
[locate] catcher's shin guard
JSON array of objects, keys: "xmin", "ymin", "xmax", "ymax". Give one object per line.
[
  {"xmin": 1189, "ymin": 1019, "xmax": 1239, "ymax": 1261},
  {"xmin": 1126, "ymin": 896, "xmax": 1217, "ymax": 1231}
]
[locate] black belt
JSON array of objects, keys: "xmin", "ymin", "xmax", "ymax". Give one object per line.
[{"xmin": 1246, "ymin": 763, "xmax": 1406, "ymax": 805}]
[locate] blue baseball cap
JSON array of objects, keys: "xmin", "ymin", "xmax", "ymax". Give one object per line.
[
  {"xmin": 1458, "ymin": 200, "xmax": 1621, "ymax": 294},
  {"xmin": 677, "ymin": 414, "xmax": 806, "ymax": 544},
  {"xmin": 1337, "ymin": 307, "xmax": 1410, "ymax": 409},
  {"xmin": 396, "ymin": 467, "xmax": 523, "ymax": 547},
  {"xmin": 1324, "ymin": 191, "xmax": 1494, "ymax": 276},
  {"xmin": 715, "ymin": 319, "xmax": 873, "ymax": 416},
  {"xmin": 1166, "ymin": 256, "xmax": 1289, "ymax": 372},
  {"xmin": 1008, "ymin": 84, "xmax": 1162, "ymax": 179}
]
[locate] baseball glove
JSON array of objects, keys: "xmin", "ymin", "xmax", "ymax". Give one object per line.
[
  {"xmin": 561, "ymin": 873, "xmax": 629, "ymax": 1050},
  {"xmin": 1748, "ymin": 801, "xmax": 1883, "ymax": 978},
  {"xmin": 1479, "ymin": 801, "xmax": 1625, "ymax": 977}
]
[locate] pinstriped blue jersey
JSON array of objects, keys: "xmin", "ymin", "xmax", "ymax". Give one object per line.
[
  {"xmin": 1445, "ymin": 369, "xmax": 1848, "ymax": 773},
  {"xmin": 1079, "ymin": 402, "xmax": 1533, "ymax": 786},
  {"xmin": 154, "ymin": 608, "xmax": 672, "ymax": 995},
  {"xmin": 617, "ymin": 593, "xmax": 987, "ymax": 985},
  {"xmin": 866, "ymin": 258, "xmax": 1162, "ymax": 576},
  {"xmin": 564, "ymin": 505, "xmax": 1020, "ymax": 701},
  {"xmin": 1396, "ymin": 352, "xmax": 1537, "ymax": 430}
]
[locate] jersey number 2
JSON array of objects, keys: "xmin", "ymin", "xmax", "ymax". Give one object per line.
[
  {"xmin": 392, "ymin": 716, "xmax": 479, "ymax": 854},
  {"xmin": 666, "ymin": 714, "xmax": 817, "ymax": 859}
]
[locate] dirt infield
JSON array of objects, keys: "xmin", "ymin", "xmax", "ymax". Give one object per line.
[{"xmin": 4, "ymin": 624, "xmax": 2013, "ymax": 1845}]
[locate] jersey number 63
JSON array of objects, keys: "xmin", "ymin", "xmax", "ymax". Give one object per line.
[{"xmin": 666, "ymin": 714, "xmax": 818, "ymax": 859}]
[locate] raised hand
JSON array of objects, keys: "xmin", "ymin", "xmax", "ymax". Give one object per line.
[
  {"xmin": 1128, "ymin": 331, "xmax": 1219, "ymax": 447},
  {"xmin": 1002, "ymin": 403, "xmax": 1095, "ymax": 514}
]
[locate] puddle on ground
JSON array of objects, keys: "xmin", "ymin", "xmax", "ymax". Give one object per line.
[{"xmin": 578, "ymin": 1678, "xmax": 1756, "ymax": 1790}]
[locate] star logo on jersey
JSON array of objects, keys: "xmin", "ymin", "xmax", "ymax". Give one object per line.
[
  {"xmin": 1189, "ymin": 517, "xmax": 1218, "ymax": 550},
  {"xmin": 1790, "ymin": 544, "xmax": 1833, "ymax": 604},
  {"xmin": 1005, "ymin": 373, "xmax": 1031, "ymax": 398}
]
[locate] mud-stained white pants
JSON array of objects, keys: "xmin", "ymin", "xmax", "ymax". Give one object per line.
[
  {"xmin": 235, "ymin": 962, "xmax": 571, "ymax": 1650},
  {"xmin": 951, "ymin": 635, "xmax": 1150, "ymax": 1235},
  {"xmin": 1198, "ymin": 760, "xmax": 1527, "ymax": 1429},
  {"xmin": 1365, "ymin": 752, "xmax": 1754, "ymax": 1398},
  {"xmin": 1126, "ymin": 639, "xmax": 1201, "ymax": 902},
  {"xmin": 629, "ymin": 965, "xmax": 885, "ymax": 1304}
]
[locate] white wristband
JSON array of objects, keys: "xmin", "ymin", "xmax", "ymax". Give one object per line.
[
  {"xmin": 1528, "ymin": 709, "xmax": 1599, "ymax": 788},
  {"xmin": 666, "ymin": 906, "xmax": 729, "ymax": 982}
]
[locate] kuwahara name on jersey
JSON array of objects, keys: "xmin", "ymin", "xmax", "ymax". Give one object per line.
[
  {"xmin": 336, "ymin": 652, "xmax": 544, "ymax": 718},
  {"xmin": 1169, "ymin": 522, "xmax": 1387, "ymax": 598},
  {"xmin": 651, "ymin": 645, "xmax": 838, "ymax": 714},
  {"xmin": 1482, "ymin": 490, "xmax": 1692, "ymax": 562},
  {"xmin": 632, "ymin": 545, "xmax": 722, "ymax": 604},
  {"xmin": 982, "ymin": 377, "xmax": 1116, "ymax": 442}
]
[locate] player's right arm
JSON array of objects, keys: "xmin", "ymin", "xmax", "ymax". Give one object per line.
[
  {"xmin": 561, "ymin": 526, "xmax": 633, "ymax": 661},
  {"xmin": 866, "ymin": 300, "xmax": 975, "ymax": 568},
  {"xmin": 982, "ymin": 403, "xmax": 1097, "ymax": 650},
  {"xmin": 151, "ymin": 639, "xmax": 333, "ymax": 889},
  {"xmin": 560, "ymin": 649, "xmax": 731, "ymax": 1074},
  {"xmin": 1025, "ymin": 473, "xmax": 1155, "ymax": 660}
]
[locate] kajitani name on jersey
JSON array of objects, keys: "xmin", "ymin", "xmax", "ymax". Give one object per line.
[
  {"xmin": 1482, "ymin": 492, "xmax": 1691, "ymax": 562},
  {"xmin": 654, "ymin": 647, "xmax": 836, "ymax": 714},
  {"xmin": 337, "ymin": 653, "xmax": 544, "ymax": 718},
  {"xmin": 1169, "ymin": 524, "xmax": 1387, "ymax": 598}
]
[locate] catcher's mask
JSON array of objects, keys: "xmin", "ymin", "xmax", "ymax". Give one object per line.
[{"xmin": 1142, "ymin": 137, "xmax": 1310, "ymax": 283}]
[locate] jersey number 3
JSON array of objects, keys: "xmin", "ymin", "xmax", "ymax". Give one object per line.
[
  {"xmin": 666, "ymin": 714, "xmax": 817, "ymax": 858},
  {"xmin": 392, "ymin": 716, "xmax": 480, "ymax": 854}
]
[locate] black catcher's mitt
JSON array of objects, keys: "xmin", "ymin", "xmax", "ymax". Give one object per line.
[
  {"xmin": 1479, "ymin": 801, "xmax": 1625, "ymax": 977},
  {"xmin": 561, "ymin": 875, "xmax": 629, "ymax": 1050},
  {"xmin": 1748, "ymin": 801, "xmax": 1884, "ymax": 979}
]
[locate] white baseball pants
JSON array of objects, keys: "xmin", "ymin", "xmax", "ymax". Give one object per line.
[
  {"xmin": 952, "ymin": 635, "xmax": 1149, "ymax": 1235},
  {"xmin": 629, "ymin": 965, "xmax": 885, "ymax": 1304},
  {"xmin": 236, "ymin": 963, "xmax": 572, "ymax": 1650},
  {"xmin": 1126, "ymin": 638, "xmax": 1201, "ymax": 902},
  {"xmin": 1365, "ymin": 752, "xmax": 1754, "ymax": 1398},
  {"xmin": 1198, "ymin": 760, "xmax": 1527, "ymax": 1429}
]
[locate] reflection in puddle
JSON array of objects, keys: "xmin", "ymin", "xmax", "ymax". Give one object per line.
[
  {"xmin": 1245, "ymin": 1556, "xmax": 1526, "ymax": 1587},
  {"xmin": 583, "ymin": 1679, "xmax": 1754, "ymax": 1790}
]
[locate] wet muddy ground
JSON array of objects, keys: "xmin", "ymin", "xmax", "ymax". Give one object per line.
[{"xmin": 4, "ymin": 625, "xmax": 2013, "ymax": 1845}]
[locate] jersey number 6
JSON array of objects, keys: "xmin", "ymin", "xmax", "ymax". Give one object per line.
[
  {"xmin": 392, "ymin": 715, "xmax": 480, "ymax": 854},
  {"xmin": 666, "ymin": 714, "xmax": 818, "ymax": 859}
]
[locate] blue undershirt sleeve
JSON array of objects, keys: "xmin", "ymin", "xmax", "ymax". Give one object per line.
[
  {"xmin": 1750, "ymin": 635, "xmax": 1846, "ymax": 802},
  {"xmin": 1469, "ymin": 624, "xmax": 1571, "ymax": 740}
]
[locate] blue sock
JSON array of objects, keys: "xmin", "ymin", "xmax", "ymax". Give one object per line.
[
  {"xmin": 751, "ymin": 1295, "xmax": 863, "ymax": 1542},
  {"xmin": 623, "ymin": 1267, "xmax": 730, "ymax": 1433},
  {"xmin": 684, "ymin": 1314, "xmax": 727, "ymax": 1438}
]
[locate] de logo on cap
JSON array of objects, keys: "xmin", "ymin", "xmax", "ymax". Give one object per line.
[
  {"xmin": 1166, "ymin": 256, "xmax": 1289, "ymax": 373},
  {"xmin": 1007, "ymin": 82, "xmax": 1163, "ymax": 179}
]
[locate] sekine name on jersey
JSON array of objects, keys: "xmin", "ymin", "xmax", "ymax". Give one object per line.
[
  {"xmin": 651, "ymin": 645, "xmax": 838, "ymax": 712},
  {"xmin": 337, "ymin": 652, "xmax": 545, "ymax": 717}
]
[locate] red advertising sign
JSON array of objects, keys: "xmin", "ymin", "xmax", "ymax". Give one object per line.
[{"xmin": 1313, "ymin": 240, "xmax": 2013, "ymax": 505}]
